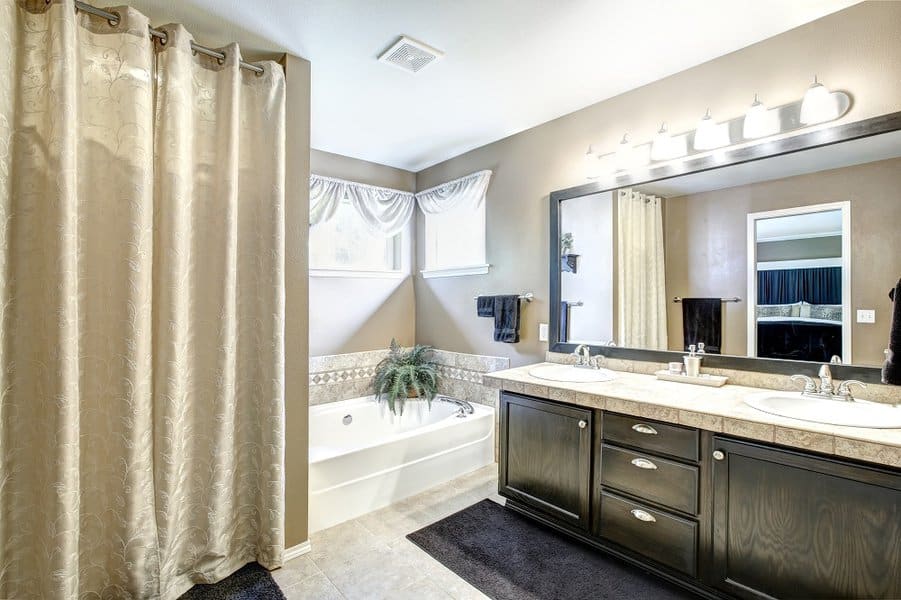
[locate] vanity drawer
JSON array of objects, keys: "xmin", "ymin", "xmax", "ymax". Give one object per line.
[
  {"xmin": 603, "ymin": 412, "xmax": 699, "ymax": 461},
  {"xmin": 599, "ymin": 490, "xmax": 698, "ymax": 577},
  {"xmin": 600, "ymin": 444, "xmax": 699, "ymax": 515}
]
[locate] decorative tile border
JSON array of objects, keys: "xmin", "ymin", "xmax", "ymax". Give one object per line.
[{"xmin": 308, "ymin": 348, "xmax": 510, "ymax": 407}]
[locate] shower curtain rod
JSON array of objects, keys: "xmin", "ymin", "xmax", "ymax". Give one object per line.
[{"xmin": 74, "ymin": 1, "xmax": 266, "ymax": 74}]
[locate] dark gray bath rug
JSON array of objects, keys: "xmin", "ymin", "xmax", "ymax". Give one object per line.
[
  {"xmin": 407, "ymin": 499, "xmax": 701, "ymax": 600},
  {"xmin": 178, "ymin": 562, "xmax": 285, "ymax": 600}
]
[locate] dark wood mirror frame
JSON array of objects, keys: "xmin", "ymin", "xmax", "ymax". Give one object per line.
[{"xmin": 549, "ymin": 110, "xmax": 901, "ymax": 384}]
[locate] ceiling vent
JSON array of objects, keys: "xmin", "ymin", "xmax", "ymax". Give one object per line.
[{"xmin": 378, "ymin": 35, "xmax": 443, "ymax": 74}]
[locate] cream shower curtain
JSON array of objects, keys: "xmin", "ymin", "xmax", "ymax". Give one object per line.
[
  {"xmin": 617, "ymin": 188, "xmax": 668, "ymax": 349},
  {"xmin": 0, "ymin": 2, "xmax": 285, "ymax": 599}
]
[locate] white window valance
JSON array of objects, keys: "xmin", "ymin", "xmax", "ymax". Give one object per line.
[
  {"xmin": 415, "ymin": 170, "xmax": 492, "ymax": 214},
  {"xmin": 310, "ymin": 174, "xmax": 415, "ymax": 237}
]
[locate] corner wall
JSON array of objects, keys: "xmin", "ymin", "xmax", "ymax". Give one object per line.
[
  {"xmin": 310, "ymin": 150, "xmax": 416, "ymax": 355},
  {"xmin": 413, "ymin": 1, "xmax": 901, "ymax": 367},
  {"xmin": 282, "ymin": 53, "xmax": 311, "ymax": 548}
]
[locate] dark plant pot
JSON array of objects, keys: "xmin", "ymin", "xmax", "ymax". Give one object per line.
[{"xmin": 562, "ymin": 254, "xmax": 579, "ymax": 274}]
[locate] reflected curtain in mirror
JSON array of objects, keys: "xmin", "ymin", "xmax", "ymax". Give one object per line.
[{"xmin": 616, "ymin": 189, "xmax": 667, "ymax": 349}]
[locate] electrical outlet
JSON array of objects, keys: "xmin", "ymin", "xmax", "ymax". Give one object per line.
[
  {"xmin": 538, "ymin": 323, "xmax": 549, "ymax": 342},
  {"xmin": 856, "ymin": 309, "xmax": 876, "ymax": 324}
]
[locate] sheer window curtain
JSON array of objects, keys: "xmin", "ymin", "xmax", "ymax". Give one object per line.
[
  {"xmin": 0, "ymin": 2, "xmax": 285, "ymax": 599},
  {"xmin": 616, "ymin": 189, "xmax": 668, "ymax": 350}
]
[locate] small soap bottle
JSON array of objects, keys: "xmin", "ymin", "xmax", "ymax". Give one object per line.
[{"xmin": 684, "ymin": 344, "xmax": 701, "ymax": 377}]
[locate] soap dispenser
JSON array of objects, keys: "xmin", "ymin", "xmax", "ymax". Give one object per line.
[{"xmin": 684, "ymin": 344, "xmax": 701, "ymax": 377}]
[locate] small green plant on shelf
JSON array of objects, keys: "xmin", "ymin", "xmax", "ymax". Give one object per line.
[
  {"xmin": 373, "ymin": 339, "xmax": 439, "ymax": 415},
  {"xmin": 561, "ymin": 232, "xmax": 574, "ymax": 254}
]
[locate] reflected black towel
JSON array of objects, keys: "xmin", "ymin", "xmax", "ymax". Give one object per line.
[
  {"xmin": 476, "ymin": 296, "xmax": 495, "ymax": 318},
  {"xmin": 682, "ymin": 298, "xmax": 722, "ymax": 354},
  {"xmin": 882, "ymin": 278, "xmax": 901, "ymax": 385},
  {"xmin": 493, "ymin": 295, "xmax": 521, "ymax": 343}
]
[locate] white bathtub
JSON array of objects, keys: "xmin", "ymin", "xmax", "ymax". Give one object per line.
[{"xmin": 309, "ymin": 395, "xmax": 495, "ymax": 533}]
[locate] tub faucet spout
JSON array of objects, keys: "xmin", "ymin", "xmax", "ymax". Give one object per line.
[{"xmin": 437, "ymin": 395, "xmax": 475, "ymax": 417}]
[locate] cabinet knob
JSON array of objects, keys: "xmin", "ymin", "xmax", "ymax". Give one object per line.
[
  {"xmin": 631, "ymin": 423, "xmax": 658, "ymax": 435},
  {"xmin": 630, "ymin": 457, "xmax": 658, "ymax": 470},
  {"xmin": 578, "ymin": 420, "xmax": 587, "ymax": 429},
  {"xmin": 713, "ymin": 450, "xmax": 725, "ymax": 461},
  {"xmin": 630, "ymin": 509, "xmax": 657, "ymax": 523}
]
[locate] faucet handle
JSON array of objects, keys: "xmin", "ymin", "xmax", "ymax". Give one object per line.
[
  {"xmin": 836, "ymin": 380, "xmax": 867, "ymax": 401},
  {"xmin": 790, "ymin": 374, "xmax": 817, "ymax": 394}
]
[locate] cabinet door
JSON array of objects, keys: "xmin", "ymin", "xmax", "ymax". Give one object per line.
[
  {"xmin": 499, "ymin": 392, "xmax": 592, "ymax": 529},
  {"xmin": 711, "ymin": 437, "xmax": 901, "ymax": 599}
]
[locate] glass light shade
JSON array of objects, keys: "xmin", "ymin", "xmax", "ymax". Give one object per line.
[
  {"xmin": 694, "ymin": 110, "xmax": 728, "ymax": 150},
  {"xmin": 584, "ymin": 145, "xmax": 600, "ymax": 179},
  {"xmin": 614, "ymin": 135, "xmax": 633, "ymax": 170},
  {"xmin": 800, "ymin": 79, "xmax": 839, "ymax": 125},
  {"xmin": 650, "ymin": 124, "xmax": 687, "ymax": 161},
  {"xmin": 743, "ymin": 96, "xmax": 772, "ymax": 139}
]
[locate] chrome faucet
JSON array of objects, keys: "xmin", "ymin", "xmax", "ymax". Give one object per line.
[
  {"xmin": 573, "ymin": 344, "xmax": 592, "ymax": 368},
  {"xmin": 790, "ymin": 364, "xmax": 867, "ymax": 402},
  {"xmin": 436, "ymin": 395, "xmax": 474, "ymax": 417}
]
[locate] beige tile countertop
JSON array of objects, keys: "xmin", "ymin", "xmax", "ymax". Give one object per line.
[{"xmin": 483, "ymin": 363, "xmax": 901, "ymax": 469}]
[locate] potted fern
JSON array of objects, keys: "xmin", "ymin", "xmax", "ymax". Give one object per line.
[{"xmin": 373, "ymin": 339, "xmax": 439, "ymax": 415}]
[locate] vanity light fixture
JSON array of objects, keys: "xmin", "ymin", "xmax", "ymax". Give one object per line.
[
  {"xmin": 800, "ymin": 75, "xmax": 840, "ymax": 125},
  {"xmin": 743, "ymin": 94, "xmax": 772, "ymax": 139},
  {"xmin": 584, "ymin": 145, "xmax": 600, "ymax": 179},
  {"xmin": 694, "ymin": 109, "xmax": 728, "ymax": 150}
]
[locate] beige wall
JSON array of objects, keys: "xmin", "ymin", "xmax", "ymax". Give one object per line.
[
  {"xmin": 282, "ymin": 54, "xmax": 311, "ymax": 547},
  {"xmin": 664, "ymin": 157, "xmax": 901, "ymax": 365},
  {"xmin": 414, "ymin": 2, "xmax": 901, "ymax": 367},
  {"xmin": 309, "ymin": 150, "xmax": 416, "ymax": 356}
]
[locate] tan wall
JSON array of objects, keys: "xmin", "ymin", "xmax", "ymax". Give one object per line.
[
  {"xmin": 309, "ymin": 150, "xmax": 416, "ymax": 356},
  {"xmin": 282, "ymin": 54, "xmax": 311, "ymax": 547},
  {"xmin": 413, "ymin": 2, "xmax": 901, "ymax": 367},
  {"xmin": 664, "ymin": 157, "xmax": 901, "ymax": 366}
]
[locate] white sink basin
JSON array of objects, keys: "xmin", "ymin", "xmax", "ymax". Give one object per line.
[
  {"xmin": 528, "ymin": 364, "xmax": 617, "ymax": 383},
  {"xmin": 744, "ymin": 392, "xmax": 901, "ymax": 429}
]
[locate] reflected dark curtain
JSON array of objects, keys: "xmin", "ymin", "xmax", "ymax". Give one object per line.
[{"xmin": 757, "ymin": 267, "xmax": 841, "ymax": 304}]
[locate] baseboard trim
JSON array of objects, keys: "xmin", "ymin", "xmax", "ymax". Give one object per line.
[{"xmin": 284, "ymin": 540, "xmax": 311, "ymax": 561}]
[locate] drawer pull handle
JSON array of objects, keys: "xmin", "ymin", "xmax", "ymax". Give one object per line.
[
  {"xmin": 630, "ymin": 457, "xmax": 658, "ymax": 470},
  {"xmin": 578, "ymin": 420, "xmax": 588, "ymax": 429},
  {"xmin": 631, "ymin": 423, "xmax": 658, "ymax": 435},
  {"xmin": 630, "ymin": 509, "xmax": 657, "ymax": 523}
]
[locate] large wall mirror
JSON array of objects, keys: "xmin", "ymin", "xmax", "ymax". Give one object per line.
[{"xmin": 549, "ymin": 113, "xmax": 901, "ymax": 383}]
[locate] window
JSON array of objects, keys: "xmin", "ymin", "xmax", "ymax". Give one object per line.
[
  {"xmin": 310, "ymin": 197, "xmax": 402, "ymax": 274},
  {"xmin": 421, "ymin": 199, "xmax": 487, "ymax": 277}
]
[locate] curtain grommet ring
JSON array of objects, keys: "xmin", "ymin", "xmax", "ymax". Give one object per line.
[
  {"xmin": 217, "ymin": 53, "xmax": 225, "ymax": 65},
  {"xmin": 107, "ymin": 10, "xmax": 120, "ymax": 27},
  {"xmin": 159, "ymin": 34, "xmax": 167, "ymax": 46}
]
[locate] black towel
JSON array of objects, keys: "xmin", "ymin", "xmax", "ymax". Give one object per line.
[
  {"xmin": 882, "ymin": 278, "xmax": 901, "ymax": 385},
  {"xmin": 493, "ymin": 295, "xmax": 521, "ymax": 343},
  {"xmin": 682, "ymin": 298, "xmax": 722, "ymax": 354},
  {"xmin": 476, "ymin": 296, "xmax": 494, "ymax": 317}
]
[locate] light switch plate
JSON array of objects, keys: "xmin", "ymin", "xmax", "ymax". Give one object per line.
[
  {"xmin": 538, "ymin": 323, "xmax": 549, "ymax": 342},
  {"xmin": 857, "ymin": 309, "xmax": 876, "ymax": 324}
]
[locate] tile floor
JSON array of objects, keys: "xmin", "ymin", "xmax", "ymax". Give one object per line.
[{"xmin": 274, "ymin": 464, "xmax": 499, "ymax": 599}]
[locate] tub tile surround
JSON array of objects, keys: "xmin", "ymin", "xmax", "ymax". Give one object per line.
[
  {"xmin": 309, "ymin": 348, "xmax": 509, "ymax": 408},
  {"xmin": 484, "ymin": 358, "xmax": 901, "ymax": 468}
]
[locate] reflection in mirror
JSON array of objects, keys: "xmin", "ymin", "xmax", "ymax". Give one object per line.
[
  {"xmin": 559, "ymin": 192, "xmax": 614, "ymax": 345},
  {"xmin": 555, "ymin": 129, "xmax": 901, "ymax": 367},
  {"xmin": 749, "ymin": 204, "xmax": 850, "ymax": 363}
]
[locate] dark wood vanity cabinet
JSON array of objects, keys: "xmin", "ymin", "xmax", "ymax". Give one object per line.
[
  {"xmin": 498, "ymin": 392, "xmax": 901, "ymax": 599},
  {"xmin": 499, "ymin": 392, "xmax": 592, "ymax": 529},
  {"xmin": 710, "ymin": 437, "xmax": 901, "ymax": 599}
]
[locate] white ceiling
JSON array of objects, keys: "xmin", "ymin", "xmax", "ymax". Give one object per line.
[{"xmin": 126, "ymin": 0, "xmax": 860, "ymax": 172}]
